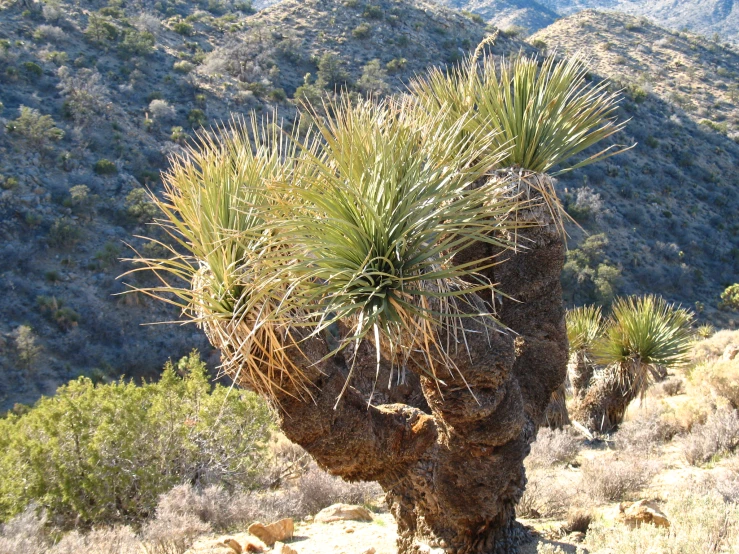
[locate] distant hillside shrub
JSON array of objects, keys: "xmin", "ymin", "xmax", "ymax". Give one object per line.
[
  {"xmin": 173, "ymin": 21, "xmax": 194, "ymax": 36},
  {"xmin": 6, "ymin": 106, "xmax": 64, "ymax": 149},
  {"xmin": 0, "ymin": 352, "xmax": 273, "ymax": 527},
  {"xmin": 720, "ymin": 284, "xmax": 739, "ymax": 310},
  {"xmin": 93, "ymin": 158, "xmax": 117, "ymax": 175}
]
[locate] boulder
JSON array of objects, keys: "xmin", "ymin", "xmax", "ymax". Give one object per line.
[
  {"xmin": 618, "ymin": 500, "xmax": 670, "ymax": 528},
  {"xmin": 248, "ymin": 518, "xmax": 294, "ymax": 546},
  {"xmin": 314, "ymin": 504, "xmax": 373, "ymax": 523}
]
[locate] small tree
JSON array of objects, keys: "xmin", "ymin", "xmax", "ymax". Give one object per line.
[
  {"xmin": 358, "ymin": 59, "xmax": 390, "ymax": 97},
  {"xmin": 14, "ymin": 325, "xmax": 40, "ymax": 370},
  {"xmin": 316, "ymin": 52, "xmax": 349, "ymax": 90},
  {"xmin": 6, "ymin": 106, "xmax": 64, "ymax": 149}
]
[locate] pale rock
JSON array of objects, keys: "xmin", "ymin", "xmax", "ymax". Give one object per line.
[
  {"xmin": 722, "ymin": 344, "xmax": 739, "ymax": 361},
  {"xmin": 314, "ymin": 504, "xmax": 373, "ymax": 523},
  {"xmin": 360, "ymin": 549, "xmax": 376, "ymax": 554},
  {"xmin": 248, "ymin": 518, "xmax": 294, "ymax": 546},
  {"xmin": 618, "ymin": 500, "xmax": 670, "ymax": 528},
  {"xmin": 273, "ymin": 541, "xmax": 298, "ymax": 554}
]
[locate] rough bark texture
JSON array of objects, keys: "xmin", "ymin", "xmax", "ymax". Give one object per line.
[
  {"xmin": 543, "ymin": 383, "xmax": 570, "ymax": 429},
  {"xmin": 570, "ymin": 375, "xmax": 634, "ymax": 434},
  {"xmin": 228, "ymin": 182, "xmax": 568, "ymax": 554}
]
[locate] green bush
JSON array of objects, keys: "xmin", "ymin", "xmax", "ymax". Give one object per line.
[
  {"xmin": 125, "ymin": 187, "xmax": 158, "ymax": 222},
  {"xmin": 94, "ymin": 158, "xmax": 117, "ymax": 175},
  {"xmin": 187, "ymin": 108, "xmax": 207, "ymax": 127},
  {"xmin": 352, "ymin": 23, "xmax": 371, "ymax": 39},
  {"xmin": 720, "ymin": 284, "xmax": 739, "ymax": 310},
  {"xmin": 6, "ymin": 106, "xmax": 63, "ymax": 149},
  {"xmin": 47, "ymin": 217, "xmax": 82, "ymax": 249},
  {"xmin": 0, "ymin": 352, "xmax": 273, "ymax": 527},
  {"xmin": 21, "ymin": 61, "xmax": 43, "ymax": 79},
  {"xmin": 118, "ymin": 29, "xmax": 155, "ymax": 58},
  {"xmin": 173, "ymin": 21, "xmax": 194, "ymax": 36}
]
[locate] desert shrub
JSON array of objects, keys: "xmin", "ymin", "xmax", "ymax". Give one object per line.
[
  {"xmin": 125, "ymin": 187, "xmax": 158, "ymax": 222},
  {"xmin": 0, "ymin": 352, "xmax": 273, "ymax": 527},
  {"xmin": 682, "ymin": 408, "xmax": 739, "ymax": 465},
  {"xmin": 13, "ymin": 325, "xmax": 41, "ymax": 370},
  {"xmin": 85, "ymin": 14, "xmax": 119, "ymax": 44},
  {"xmin": 562, "ymin": 234, "xmax": 622, "ymax": 305},
  {"xmin": 586, "ymin": 489, "xmax": 739, "ymax": 553},
  {"xmin": 385, "ymin": 57, "xmax": 407, "ymax": 73},
  {"xmin": 141, "ymin": 497, "xmax": 211, "ymax": 554},
  {"xmin": 527, "ymin": 427, "xmax": 581, "ymax": 468},
  {"xmin": 721, "ymin": 284, "xmax": 739, "ymax": 310},
  {"xmin": 173, "ymin": 21, "xmax": 194, "ymax": 36},
  {"xmin": 358, "ymin": 59, "xmax": 390, "ymax": 97},
  {"xmin": 614, "ymin": 406, "xmax": 680, "ymax": 454},
  {"xmin": 564, "ymin": 508, "xmax": 592, "ymax": 534},
  {"xmin": 316, "ymin": 52, "xmax": 349, "ymax": 89},
  {"xmin": 57, "ymin": 67, "xmax": 110, "ymax": 126},
  {"xmin": 187, "ymin": 108, "xmax": 206, "ymax": 127},
  {"xmin": 516, "ymin": 469, "xmax": 575, "ymax": 518},
  {"xmin": 581, "ymin": 456, "xmax": 656, "ymax": 502},
  {"xmin": 352, "ymin": 23, "xmax": 372, "ymax": 39},
  {"xmin": 93, "ymin": 158, "xmax": 117, "ymax": 175},
  {"xmin": 693, "ymin": 357, "xmax": 739, "ymax": 408},
  {"xmin": 33, "ymin": 25, "xmax": 66, "ymax": 42},
  {"xmin": 658, "ymin": 377, "xmax": 684, "ymax": 396},
  {"xmin": 47, "ymin": 217, "xmax": 82, "ymax": 249},
  {"xmin": 6, "ymin": 106, "xmax": 64, "ymax": 148},
  {"xmin": 296, "ymin": 461, "xmax": 382, "ymax": 515},
  {"xmin": 173, "ymin": 60, "xmax": 194, "ymax": 73},
  {"xmin": 691, "ymin": 330, "xmax": 739, "ymax": 363},
  {"xmin": 50, "ymin": 526, "xmax": 141, "ymax": 554},
  {"xmin": 0, "ymin": 506, "xmax": 47, "ymax": 554},
  {"xmin": 148, "ymin": 99, "xmax": 175, "ymax": 120},
  {"xmin": 37, "ymin": 296, "xmax": 80, "ymax": 331},
  {"xmin": 118, "ymin": 29, "xmax": 155, "ymax": 58}
]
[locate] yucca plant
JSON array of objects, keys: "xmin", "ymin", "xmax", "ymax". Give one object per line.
[
  {"xmin": 128, "ymin": 39, "xmax": 628, "ymax": 553},
  {"xmin": 409, "ymin": 46, "xmax": 630, "ymax": 233},
  {"xmin": 566, "ymin": 304, "xmax": 605, "ymax": 397},
  {"xmin": 282, "ymin": 97, "xmax": 525, "ymax": 394},
  {"xmin": 122, "ymin": 114, "xmax": 313, "ymax": 399},
  {"xmin": 573, "ymin": 295, "xmax": 694, "ymax": 431}
]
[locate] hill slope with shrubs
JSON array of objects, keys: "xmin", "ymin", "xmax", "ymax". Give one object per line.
[
  {"xmin": 0, "ymin": 0, "xmax": 527, "ymax": 411},
  {"xmin": 0, "ymin": 0, "xmax": 738, "ymax": 413},
  {"xmin": 528, "ymin": 11, "xmax": 739, "ymax": 327}
]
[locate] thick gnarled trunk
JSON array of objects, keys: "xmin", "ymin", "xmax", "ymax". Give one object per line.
[{"xmin": 225, "ymin": 181, "xmax": 568, "ymax": 554}]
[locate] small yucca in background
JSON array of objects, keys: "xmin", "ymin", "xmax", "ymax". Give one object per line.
[{"xmin": 595, "ymin": 295, "xmax": 694, "ymax": 402}]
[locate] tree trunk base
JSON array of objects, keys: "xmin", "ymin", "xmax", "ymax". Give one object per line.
[{"xmin": 392, "ymin": 507, "xmax": 532, "ymax": 554}]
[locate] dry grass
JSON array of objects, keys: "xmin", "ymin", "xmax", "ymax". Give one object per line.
[
  {"xmin": 691, "ymin": 329, "xmax": 739, "ymax": 364},
  {"xmin": 517, "ymin": 469, "xmax": 577, "ymax": 519},
  {"xmin": 580, "ymin": 456, "xmax": 657, "ymax": 502},
  {"xmin": 528, "ymin": 427, "xmax": 582, "ymax": 468},
  {"xmin": 0, "ymin": 506, "xmax": 47, "ymax": 554},
  {"xmin": 613, "ymin": 405, "xmax": 680, "ymax": 455},
  {"xmin": 693, "ymin": 357, "xmax": 739, "ymax": 409},
  {"xmin": 51, "ymin": 527, "xmax": 142, "ymax": 554},
  {"xmin": 585, "ymin": 488, "xmax": 739, "ymax": 554},
  {"xmin": 682, "ymin": 408, "xmax": 739, "ymax": 466}
]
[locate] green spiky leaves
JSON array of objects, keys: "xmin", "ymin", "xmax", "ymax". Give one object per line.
[
  {"xmin": 410, "ymin": 50, "xmax": 630, "ymax": 175},
  {"xmin": 124, "ymin": 43, "xmax": 630, "ymax": 401}
]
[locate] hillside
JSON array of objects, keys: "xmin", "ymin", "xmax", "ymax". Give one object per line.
[
  {"xmin": 0, "ymin": 0, "xmax": 526, "ymax": 411},
  {"xmin": 537, "ymin": 0, "xmax": 739, "ymax": 43},
  {"xmin": 1, "ymin": 0, "xmax": 738, "ymax": 412},
  {"xmin": 441, "ymin": 0, "xmax": 558, "ymax": 34},
  {"xmin": 530, "ymin": 10, "xmax": 739, "ymax": 324}
]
